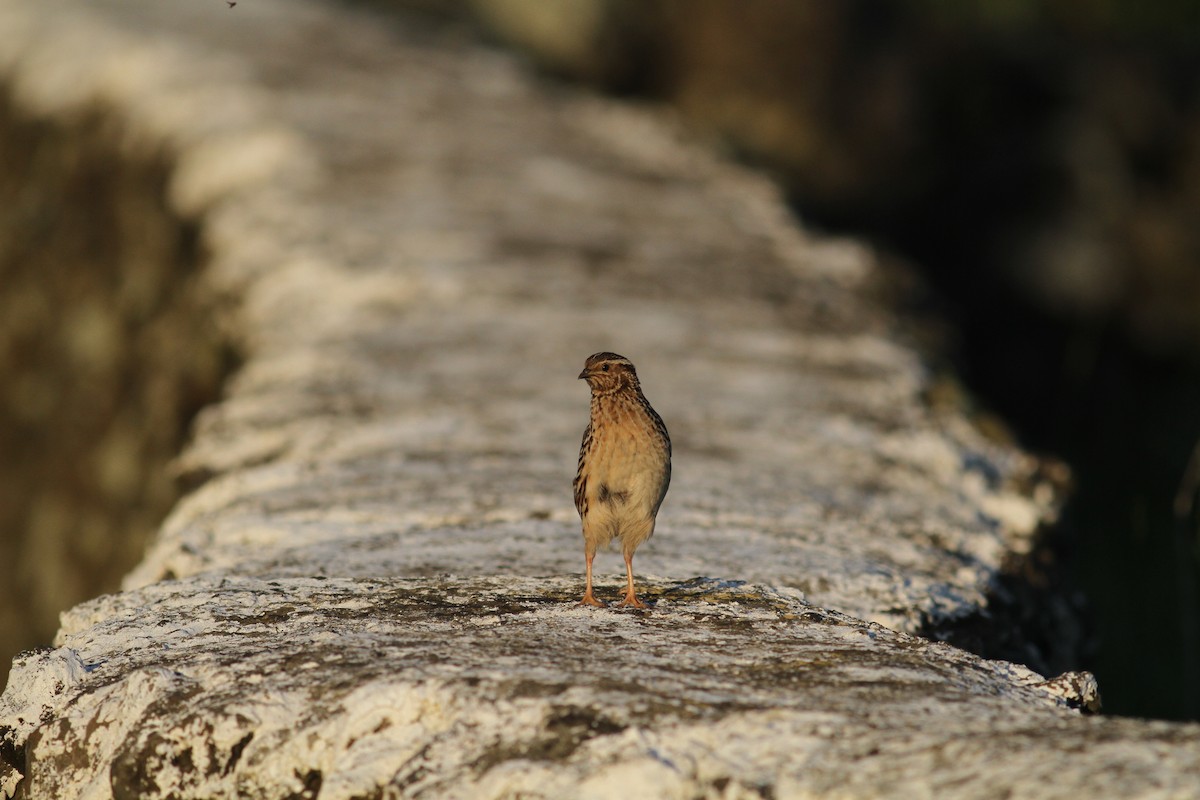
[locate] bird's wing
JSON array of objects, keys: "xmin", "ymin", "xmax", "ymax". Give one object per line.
[
  {"xmin": 653, "ymin": 457, "xmax": 671, "ymax": 517},
  {"xmin": 573, "ymin": 422, "xmax": 592, "ymax": 516}
]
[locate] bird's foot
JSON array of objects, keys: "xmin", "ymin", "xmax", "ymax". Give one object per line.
[
  {"xmin": 616, "ymin": 593, "xmax": 647, "ymax": 609},
  {"xmin": 579, "ymin": 592, "xmax": 607, "ymax": 608}
]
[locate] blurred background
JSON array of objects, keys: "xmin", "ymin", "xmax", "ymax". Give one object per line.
[{"xmin": 2, "ymin": 0, "xmax": 1198, "ymax": 722}]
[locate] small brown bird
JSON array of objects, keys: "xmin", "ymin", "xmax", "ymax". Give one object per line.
[{"xmin": 573, "ymin": 352, "xmax": 671, "ymax": 608}]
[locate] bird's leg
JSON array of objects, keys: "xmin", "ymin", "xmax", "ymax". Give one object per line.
[
  {"xmin": 617, "ymin": 549, "xmax": 647, "ymax": 608},
  {"xmin": 580, "ymin": 545, "xmax": 606, "ymax": 607}
]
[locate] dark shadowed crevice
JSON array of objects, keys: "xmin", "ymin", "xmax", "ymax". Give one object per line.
[
  {"xmin": 0, "ymin": 88, "xmax": 239, "ymax": 689},
  {"xmin": 918, "ymin": 530, "xmax": 1093, "ymax": 693}
]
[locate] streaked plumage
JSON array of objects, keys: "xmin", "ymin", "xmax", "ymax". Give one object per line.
[{"xmin": 573, "ymin": 352, "xmax": 671, "ymax": 608}]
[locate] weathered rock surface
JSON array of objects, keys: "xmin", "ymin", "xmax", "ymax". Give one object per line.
[
  {"xmin": 2, "ymin": 576, "xmax": 1185, "ymax": 799},
  {"xmin": 1, "ymin": 0, "xmax": 1198, "ymax": 797}
]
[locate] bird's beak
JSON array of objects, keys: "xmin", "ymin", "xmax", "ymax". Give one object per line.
[{"xmin": 578, "ymin": 367, "xmax": 590, "ymax": 380}]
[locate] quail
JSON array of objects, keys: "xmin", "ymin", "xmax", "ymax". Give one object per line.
[{"xmin": 573, "ymin": 352, "xmax": 671, "ymax": 608}]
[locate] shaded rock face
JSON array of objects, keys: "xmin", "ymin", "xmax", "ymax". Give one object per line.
[
  {"xmin": 0, "ymin": 94, "xmax": 235, "ymax": 690},
  {"xmin": 0, "ymin": 0, "xmax": 1198, "ymax": 796}
]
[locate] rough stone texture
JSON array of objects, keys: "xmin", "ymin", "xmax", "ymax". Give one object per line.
[
  {"xmin": 0, "ymin": 0, "xmax": 1198, "ymax": 797},
  {"xmin": 0, "ymin": 577, "xmax": 1177, "ymax": 799}
]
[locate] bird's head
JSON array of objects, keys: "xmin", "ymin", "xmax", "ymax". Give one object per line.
[{"xmin": 578, "ymin": 352, "xmax": 638, "ymax": 395}]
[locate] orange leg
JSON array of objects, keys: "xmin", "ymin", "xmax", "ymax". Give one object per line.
[
  {"xmin": 616, "ymin": 549, "xmax": 647, "ymax": 608},
  {"xmin": 580, "ymin": 545, "xmax": 606, "ymax": 607}
]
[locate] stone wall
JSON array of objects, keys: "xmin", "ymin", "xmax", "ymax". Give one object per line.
[{"xmin": 1, "ymin": 0, "xmax": 1198, "ymax": 797}]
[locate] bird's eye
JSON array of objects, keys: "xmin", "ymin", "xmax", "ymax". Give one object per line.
[{"xmin": 602, "ymin": 364, "xmax": 609, "ymax": 372}]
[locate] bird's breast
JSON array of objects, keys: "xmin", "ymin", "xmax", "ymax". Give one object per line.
[{"xmin": 583, "ymin": 426, "xmax": 669, "ymax": 514}]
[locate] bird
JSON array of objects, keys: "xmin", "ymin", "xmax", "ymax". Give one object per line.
[{"xmin": 573, "ymin": 352, "xmax": 671, "ymax": 608}]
